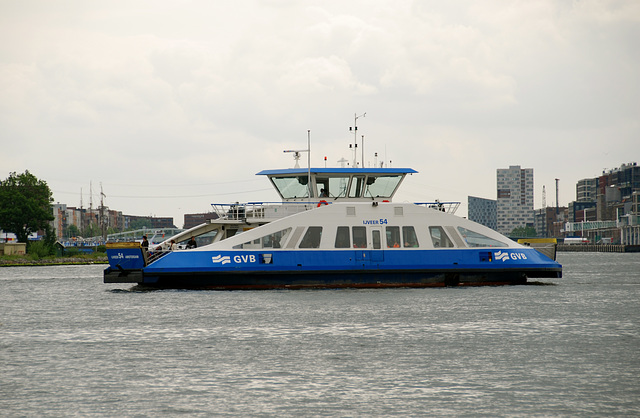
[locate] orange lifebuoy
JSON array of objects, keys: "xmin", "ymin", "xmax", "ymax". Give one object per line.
[{"xmin": 317, "ymin": 200, "xmax": 328, "ymax": 207}]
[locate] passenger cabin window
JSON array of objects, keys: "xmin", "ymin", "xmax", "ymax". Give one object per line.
[
  {"xmin": 402, "ymin": 226, "xmax": 419, "ymax": 247},
  {"xmin": 457, "ymin": 227, "xmax": 507, "ymax": 247},
  {"xmin": 233, "ymin": 228, "xmax": 292, "ymax": 249},
  {"xmin": 386, "ymin": 226, "xmax": 401, "ymax": 248},
  {"xmin": 299, "ymin": 226, "xmax": 323, "ymax": 248},
  {"xmin": 429, "ymin": 226, "xmax": 454, "ymax": 248},
  {"xmin": 262, "ymin": 228, "xmax": 292, "ymax": 249},
  {"xmin": 335, "ymin": 226, "xmax": 350, "ymax": 248},
  {"xmin": 271, "ymin": 176, "xmax": 310, "ymax": 199},
  {"xmin": 352, "ymin": 226, "xmax": 367, "ymax": 248}
]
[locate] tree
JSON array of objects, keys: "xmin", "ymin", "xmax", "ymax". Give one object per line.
[
  {"xmin": 129, "ymin": 218, "xmax": 152, "ymax": 230},
  {"xmin": 510, "ymin": 226, "xmax": 537, "ymax": 238},
  {"xmin": 82, "ymin": 223, "xmax": 102, "ymax": 238},
  {"xmin": 66, "ymin": 224, "xmax": 80, "ymax": 238},
  {"xmin": 0, "ymin": 171, "xmax": 54, "ymax": 242}
]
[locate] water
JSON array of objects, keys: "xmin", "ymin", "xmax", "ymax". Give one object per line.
[{"xmin": 1, "ymin": 253, "xmax": 639, "ymax": 417}]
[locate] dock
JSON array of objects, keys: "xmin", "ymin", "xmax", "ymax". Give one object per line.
[{"xmin": 557, "ymin": 244, "xmax": 640, "ymax": 253}]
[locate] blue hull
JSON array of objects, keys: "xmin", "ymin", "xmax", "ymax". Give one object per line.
[{"xmin": 104, "ymin": 247, "xmax": 562, "ymax": 289}]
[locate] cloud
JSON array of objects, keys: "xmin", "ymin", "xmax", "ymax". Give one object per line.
[{"xmin": 1, "ymin": 0, "xmax": 639, "ymax": 224}]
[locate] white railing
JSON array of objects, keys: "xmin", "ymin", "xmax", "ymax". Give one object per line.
[
  {"xmin": 211, "ymin": 202, "xmax": 322, "ymax": 221},
  {"xmin": 414, "ymin": 201, "xmax": 460, "ymax": 215},
  {"xmin": 211, "ymin": 200, "xmax": 462, "ymax": 219}
]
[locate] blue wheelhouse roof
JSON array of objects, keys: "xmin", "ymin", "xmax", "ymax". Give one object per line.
[{"xmin": 256, "ymin": 167, "xmax": 418, "ymax": 176}]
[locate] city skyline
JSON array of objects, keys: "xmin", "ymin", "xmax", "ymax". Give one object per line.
[{"xmin": 44, "ymin": 160, "xmax": 637, "ymax": 237}]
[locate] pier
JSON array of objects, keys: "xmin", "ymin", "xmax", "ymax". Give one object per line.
[{"xmin": 557, "ymin": 244, "xmax": 640, "ymax": 253}]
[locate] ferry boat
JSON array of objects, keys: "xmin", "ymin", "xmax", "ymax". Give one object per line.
[{"xmin": 104, "ymin": 157, "xmax": 562, "ymax": 289}]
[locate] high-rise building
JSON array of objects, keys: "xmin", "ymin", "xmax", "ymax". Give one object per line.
[
  {"xmin": 496, "ymin": 165, "xmax": 534, "ymax": 235},
  {"xmin": 468, "ymin": 196, "xmax": 497, "ymax": 231},
  {"xmin": 576, "ymin": 178, "xmax": 597, "ymax": 202}
]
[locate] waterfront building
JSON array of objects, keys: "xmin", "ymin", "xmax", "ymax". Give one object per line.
[
  {"xmin": 183, "ymin": 212, "xmax": 219, "ymax": 229},
  {"xmin": 496, "ymin": 165, "xmax": 534, "ymax": 235},
  {"xmin": 50, "ymin": 203, "xmax": 175, "ymax": 240},
  {"xmin": 577, "ymin": 178, "xmax": 597, "ymax": 202},
  {"xmin": 568, "ymin": 201, "xmax": 597, "ymax": 223},
  {"xmin": 125, "ymin": 215, "xmax": 175, "ymax": 229},
  {"xmin": 467, "ymin": 196, "xmax": 497, "ymax": 231},
  {"xmin": 564, "ymin": 162, "xmax": 640, "ymax": 244}
]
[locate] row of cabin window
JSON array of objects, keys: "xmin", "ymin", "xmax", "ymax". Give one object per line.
[
  {"xmin": 234, "ymin": 225, "xmax": 504, "ymax": 250},
  {"xmin": 334, "ymin": 226, "xmax": 419, "ymax": 248},
  {"xmin": 302, "ymin": 225, "xmax": 453, "ymax": 249}
]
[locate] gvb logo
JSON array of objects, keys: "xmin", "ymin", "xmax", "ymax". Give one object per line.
[
  {"xmin": 495, "ymin": 251, "xmax": 510, "ymax": 262},
  {"xmin": 494, "ymin": 251, "xmax": 527, "ymax": 262},
  {"xmin": 212, "ymin": 255, "xmax": 231, "ymax": 265}
]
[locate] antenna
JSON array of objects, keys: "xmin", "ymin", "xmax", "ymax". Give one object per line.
[
  {"xmin": 349, "ymin": 112, "xmax": 366, "ymax": 167},
  {"xmin": 100, "ymin": 182, "xmax": 107, "ymax": 239},
  {"xmin": 283, "ymin": 130, "xmax": 311, "ymax": 199},
  {"xmin": 555, "ymin": 178, "xmax": 559, "ymax": 215}
]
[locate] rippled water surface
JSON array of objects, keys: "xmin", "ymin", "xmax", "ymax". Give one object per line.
[{"xmin": 1, "ymin": 253, "xmax": 639, "ymax": 416}]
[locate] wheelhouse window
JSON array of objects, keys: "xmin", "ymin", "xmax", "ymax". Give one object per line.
[
  {"xmin": 349, "ymin": 176, "xmax": 365, "ymax": 198},
  {"xmin": 402, "ymin": 226, "xmax": 419, "ymax": 247},
  {"xmin": 364, "ymin": 175, "xmax": 403, "ymax": 198},
  {"xmin": 271, "ymin": 176, "xmax": 310, "ymax": 199},
  {"xmin": 352, "ymin": 226, "xmax": 367, "ymax": 248},
  {"xmin": 457, "ymin": 227, "xmax": 507, "ymax": 247},
  {"xmin": 314, "ymin": 176, "xmax": 351, "ymax": 199},
  {"xmin": 386, "ymin": 226, "xmax": 401, "ymax": 248},
  {"xmin": 299, "ymin": 226, "xmax": 323, "ymax": 248},
  {"xmin": 335, "ymin": 226, "xmax": 350, "ymax": 248},
  {"xmin": 328, "ymin": 177, "xmax": 350, "ymax": 199}
]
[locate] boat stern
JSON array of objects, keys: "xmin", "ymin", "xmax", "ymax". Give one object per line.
[{"xmin": 104, "ymin": 242, "xmax": 146, "ymax": 283}]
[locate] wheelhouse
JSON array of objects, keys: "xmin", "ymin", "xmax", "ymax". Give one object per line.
[{"xmin": 256, "ymin": 168, "xmax": 417, "ymax": 202}]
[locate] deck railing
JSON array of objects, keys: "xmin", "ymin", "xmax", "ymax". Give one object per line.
[
  {"xmin": 212, "ymin": 200, "xmax": 461, "ymax": 220},
  {"xmin": 211, "ymin": 201, "xmax": 322, "ymax": 220}
]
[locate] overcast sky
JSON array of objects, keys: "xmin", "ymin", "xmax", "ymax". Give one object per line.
[{"xmin": 2, "ymin": 0, "xmax": 639, "ymax": 227}]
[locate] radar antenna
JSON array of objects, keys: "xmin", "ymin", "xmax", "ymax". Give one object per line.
[{"xmin": 283, "ymin": 130, "xmax": 312, "ymax": 200}]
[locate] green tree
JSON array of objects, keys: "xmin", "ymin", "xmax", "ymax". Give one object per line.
[
  {"xmin": 511, "ymin": 226, "xmax": 537, "ymax": 238},
  {"xmin": 66, "ymin": 224, "xmax": 80, "ymax": 238},
  {"xmin": 129, "ymin": 218, "xmax": 152, "ymax": 230},
  {"xmin": 82, "ymin": 223, "xmax": 102, "ymax": 238},
  {"xmin": 28, "ymin": 225, "xmax": 57, "ymax": 258},
  {"xmin": 0, "ymin": 171, "xmax": 54, "ymax": 242}
]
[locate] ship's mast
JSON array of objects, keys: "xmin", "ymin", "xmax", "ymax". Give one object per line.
[{"xmin": 349, "ymin": 112, "xmax": 366, "ymax": 167}]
